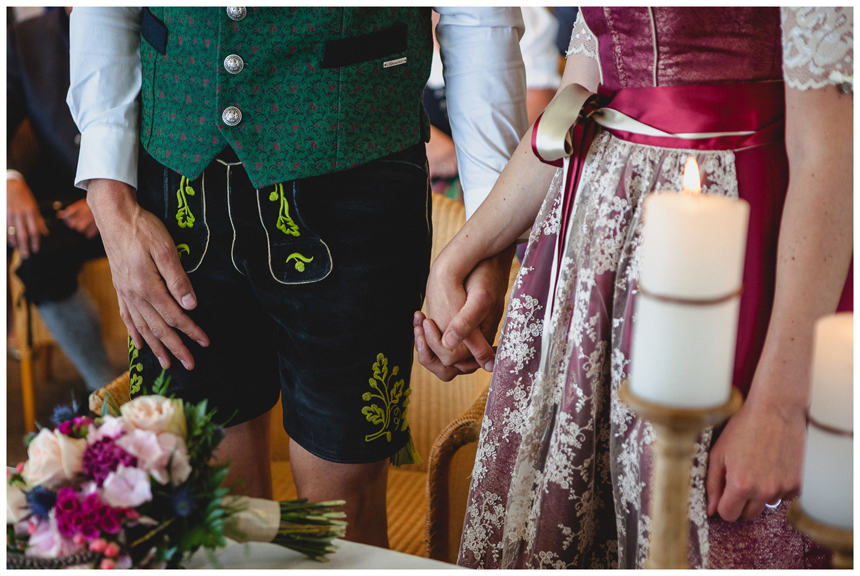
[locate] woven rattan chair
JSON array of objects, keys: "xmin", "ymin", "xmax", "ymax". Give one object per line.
[{"xmin": 10, "ymin": 252, "xmax": 126, "ymax": 431}]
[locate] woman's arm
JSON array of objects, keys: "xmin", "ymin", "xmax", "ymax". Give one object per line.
[
  {"xmin": 705, "ymin": 84, "xmax": 853, "ymax": 520},
  {"xmin": 416, "ymin": 53, "xmax": 600, "ymax": 379}
]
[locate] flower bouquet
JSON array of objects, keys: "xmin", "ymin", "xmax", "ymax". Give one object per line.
[{"xmin": 7, "ymin": 374, "xmax": 346, "ymax": 568}]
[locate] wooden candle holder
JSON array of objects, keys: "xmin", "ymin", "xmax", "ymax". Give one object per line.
[
  {"xmin": 618, "ymin": 380, "xmax": 743, "ymax": 569},
  {"xmin": 787, "ymin": 498, "xmax": 853, "ymax": 569}
]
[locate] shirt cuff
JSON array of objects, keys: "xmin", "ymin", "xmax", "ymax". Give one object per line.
[{"xmin": 75, "ymin": 126, "xmax": 139, "ymax": 190}]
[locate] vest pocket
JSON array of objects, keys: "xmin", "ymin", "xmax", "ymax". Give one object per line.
[
  {"xmin": 321, "ymin": 23, "xmax": 408, "ymax": 68},
  {"xmin": 256, "ymin": 183, "xmax": 332, "ymax": 285}
]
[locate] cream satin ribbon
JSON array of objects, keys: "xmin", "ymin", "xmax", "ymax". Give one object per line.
[{"xmin": 223, "ymin": 496, "xmax": 281, "ymax": 543}]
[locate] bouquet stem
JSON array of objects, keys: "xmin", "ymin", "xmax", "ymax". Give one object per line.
[{"xmin": 223, "ymin": 497, "xmax": 347, "ymax": 562}]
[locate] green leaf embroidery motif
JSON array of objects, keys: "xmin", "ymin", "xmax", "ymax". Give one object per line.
[
  {"xmin": 128, "ymin": 334, "xmax": 144, "ymax": 395},
  {"xmin": 362, "ymin": 353, "xmax": 409, "ymax": 443},
  {"xmin": 176, "ymin": 244, "xmax": 190, "ymax": 258},
  {"xmin": 286, "ymin": 253, "xmax": 314, "ymax": 272},
  {"xmin": 176, "ymin": 176, "xmax": 196, "ymax": 229},
  {"xmin": 269, "ymin": 183, "xmax": 300, "ymax": 237}
]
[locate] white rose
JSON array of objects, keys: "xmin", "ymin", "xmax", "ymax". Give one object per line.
[
  {"xmin": 21, "ymin": 429, "xmax": 86, "ymax": 488},
  {"xmin": 7, "ymin": 484, "xmax": 28, "ymax": 524},
  {"xmin": 121, "ymin": 396, "xmax": 186, "ymax": 438}
]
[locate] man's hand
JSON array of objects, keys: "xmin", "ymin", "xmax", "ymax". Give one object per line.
[
  {"xmin": 415, "ymin": 244, "xmax": 516, "ymax": 380},
  {"xmin": 7, "ymin": 177, "xmax": 49, "ymax": 258},
  {"xmin": 705, "ymin": 391, "xmax": 805, "ymax": 521},
  {"xmin": 57, "ymin": 199, "xmax": 99, "ymax": 239},
  {"xmin": 87, "ymin": 178, "xmax": 209, "ymax": 370}
]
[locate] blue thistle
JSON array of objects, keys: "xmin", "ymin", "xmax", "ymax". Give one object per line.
[
  {"xmin": 51, "ymin": 396, "xmax": 81, "ymax": 428},
  {"xmin": 25, "ymin": 486, "xmax": 57, "ymax": 520},
  {"xmin": 172, "ymin": 488, "xmax": 194, "ymax": 517}
]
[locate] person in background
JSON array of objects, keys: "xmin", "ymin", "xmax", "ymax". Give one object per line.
[
  {"xmin": 425, "ymin": 7, "xmax": 560, "ymax": 203},
  {"xmin": 7, "ymin": 6, "xmax": 115, "ymax": 393}
]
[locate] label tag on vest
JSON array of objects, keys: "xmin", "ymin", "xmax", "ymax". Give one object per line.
[{"xmin": 384, "ymin": 57, "xmax": 407, "ymax": 68}]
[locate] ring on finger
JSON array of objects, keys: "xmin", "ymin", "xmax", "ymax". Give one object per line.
[
  {"xmin": 764, "ymin": 499, "xmax": 782, "ymax": 509},
  {"xmin": 8, "ymin": 226, "xmax": 16, "ymax": 235}
]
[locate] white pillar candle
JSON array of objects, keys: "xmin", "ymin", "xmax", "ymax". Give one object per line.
[
  {"xmin": 800, "ymin": 312, "xmax": 853, "ymax": 529},
  {"xmin": 629, "ymin": 158, "xmax": 750, "ymax": 408}
]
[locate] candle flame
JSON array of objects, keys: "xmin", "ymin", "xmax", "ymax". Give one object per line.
[{"xmin": 683, "ymin": 157, "xmax": 701, "ymax": 195}]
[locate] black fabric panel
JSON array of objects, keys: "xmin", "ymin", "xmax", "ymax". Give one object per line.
[{"xmin": 141, "ymin": 8, "xmax": 167, "ymax": 55}]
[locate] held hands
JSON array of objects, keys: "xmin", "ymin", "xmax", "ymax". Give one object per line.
[
  {"xmin": 87, "ymin": 179, "xmax": 209, "ymax": 370},
  {"xmin": 705, "ymin": 385, "xmax": 805, "ymax": 522},
  {"xmin": 414, "ymin": 244, "xmax": 516, "ymax": 381},
  {"xmin": 7, "ymin": 177, "xmax": 49, "ymax": 258}
]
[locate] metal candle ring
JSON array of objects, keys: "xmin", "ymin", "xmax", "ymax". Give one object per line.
[
  {"xmin": 636, "ymin": 284, "xmax": 744, "ymax": 306},
  {"xmin": 807, "ymin": 412, "xmax": 853, "ymax": 438}
]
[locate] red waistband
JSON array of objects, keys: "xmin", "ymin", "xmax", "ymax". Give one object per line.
[{"xmin": 596, "ymin": 81, "xmax": 785, "ymax": 150}]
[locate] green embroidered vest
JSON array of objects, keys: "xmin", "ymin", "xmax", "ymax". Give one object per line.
[{"xmin": 140, "ymin": 7, "xmax": 432, "ymax": 188}]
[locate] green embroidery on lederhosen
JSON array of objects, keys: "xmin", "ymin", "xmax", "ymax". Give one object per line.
[
  {"xmin": 176, "ymin": 176, "xmax": 196, "ymax": 228},
  {"xmin": 268, "ymin": 183, "xmax": 300, "ymax": 236},
  {"xmin": 286, "ymin": 253, "xmax": 313, "ymax": 272},
  {"xmin": 176, "ymin": 243, "xmax": 190, "ymax": 258},
  {"xmin": 128, "ymin": 335, "xmax": 144, "ymax": 395},
  {"xmin": 361, "ymin": 353, "xmax": 412, "ymax": 442}
]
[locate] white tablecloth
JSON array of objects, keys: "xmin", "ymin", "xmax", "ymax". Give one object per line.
[{"xmin": 185, "ymin": 539, "xmax": 462, "ymax": 569}]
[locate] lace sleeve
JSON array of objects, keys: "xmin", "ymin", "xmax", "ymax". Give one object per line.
[
  {"xmin": 565, "ymin": 9, "xmax": 598, "ymax": 61},
  {"xmin": 781, "ymin": 7, "xmax": 853, "ymax": 91}
]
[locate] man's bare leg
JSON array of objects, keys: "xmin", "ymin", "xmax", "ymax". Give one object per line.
[
  {"xmin": 289, "ymin": 438, "xmax": 389, "ymax": 548},
  {"xmin": 216, "ymin": 410, "xmax": 273, "ymax": 500}
]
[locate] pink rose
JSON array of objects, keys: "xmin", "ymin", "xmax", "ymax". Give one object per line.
[
  {"xmin": 120, "ymin": 396, "xmax": 186, "ymax": 438},
  {"xmin": 22, "ymin": 429, "xmax": 86, "ymax": 488},
  {"xmin": 115, "ymin": 430, "xmax": 191, "ymax": 486},
  {"xmin": 101, "ymin": 465, "xmax": 152, "ymax": 508},
  {"xmin": 25, "ymin": 511, "xmax": 81, "ymax": 559},
  {"xmin": 87, "ymin": 416, "xmax": 131, "ymax": 443}
]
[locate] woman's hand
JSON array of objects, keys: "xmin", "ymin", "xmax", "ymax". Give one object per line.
[{"xmin": 705, "ymin": 386, "xmax": 805, "ymax": 521}]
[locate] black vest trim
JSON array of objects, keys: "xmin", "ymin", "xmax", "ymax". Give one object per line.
[
  {"xmin": 322, "ymin": 22, "xmax": 407, "ymax": 68},
  {"xmin": 141, "ymin": 8, "xmax": 167, "ymax": 55}
]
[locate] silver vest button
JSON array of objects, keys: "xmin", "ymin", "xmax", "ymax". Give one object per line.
[
  {"xmin": 222, "ymin": 106, "xmax": 242, "ymax": 126},
  {"xmin": 226, "ymin": 7, "xmax": 246, "ymax": 21},
  {"xmin": 224, "ymin": 54, "xmax": 244, "ymax": 75}
]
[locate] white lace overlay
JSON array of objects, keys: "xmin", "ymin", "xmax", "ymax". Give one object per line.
[
  {"xmin": 566, "ymin": 9, "xmax": 598, "ymax": 61},
  {"xmin": 459, "ymin": 132, "xmax": 738, "ymax": 569},
  {"xmin": 781, "ymin": 6, "xmax": 854, "ymax": 90}
]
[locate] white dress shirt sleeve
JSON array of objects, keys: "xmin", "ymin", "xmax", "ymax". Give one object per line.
[
  {"xmin": 66, "ymin": 7, "xmax": 143, "ymax": 190},
  {"xmin": 435, "ymin": 7, "xmax": 528, "ymax": 220}
]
